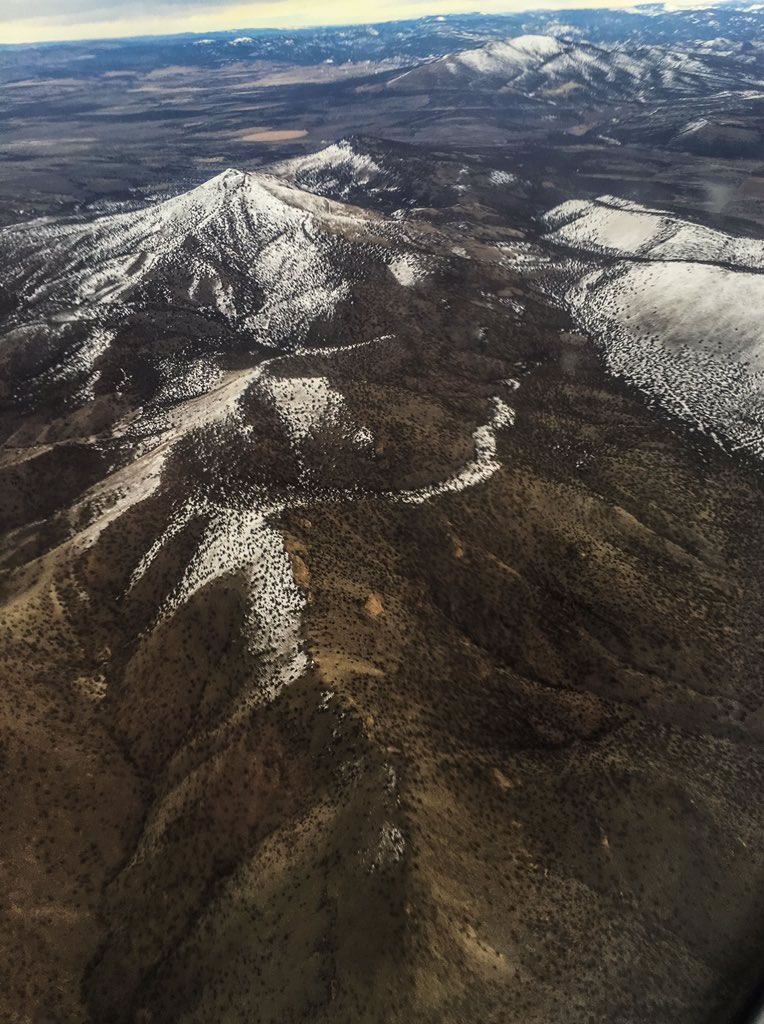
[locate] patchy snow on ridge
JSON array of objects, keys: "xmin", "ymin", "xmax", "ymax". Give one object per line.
[
  {"xmin": 679, "ymin": 117, "xmax": 711, "ymax": 135},
  {"xmin": 543, "ymin": 195, "xmax": 764, "ymax": 269},
  {"xmin": 543, "ymin": 198, "xmax": 666, "ymax": 255},
  {"xmin": 271, "ymin": 140, "xmax": 386, "ymax": 201},
  {"xmin": 391, "ymin": 396, "xmax": 515, "ymax": 504},
  {"xmin": 261, "ymin": 374, "xmax": 346, "ymax": 443},
  {"xmin": 489, "ymin": 170, "xmax": 519, "ymax": 186},
  {"xmin": 414, "ymin": 34, "xmax": 760, "ymax": 101},
  {"xmin": 547, "ymin": 197, "xmax": 764, "ymax": 460},
  {"xmin": 274, "ymin": 140, "xmax": 382, "ymax": 183},
  {"xmin": 457, "ymin": 34, "xmax": 563, "ymax": 75},
  {"xmin": 44, "ymin": 326, "xmax": 115, "ymax": 402},
  {"xmin": 153, "ymin": 355, "xmax": 225, "ymax": 407},
  {"xmin": 123, "ymin": 333, "xmax": 517, "ymax": 724},
  {"xmin": 566, "ymin": 263, "xmax": 764, "ymax": 459},
  {"xmin": 0, "ymin": 168, "xmax": 372, "ymax": 348}
]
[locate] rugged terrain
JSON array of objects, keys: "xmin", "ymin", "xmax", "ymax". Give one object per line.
[{"xmin": 2, "ymin": 11, "xmax": 764, "ymax": 1024}]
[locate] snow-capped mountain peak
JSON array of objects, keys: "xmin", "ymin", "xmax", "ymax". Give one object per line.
[
  {"xmin": 270, "ymin": 139, "xmax": 391, "ymax": 203},
  {"xmin": 456, "ymin": 33, "xmax": 564, "ymax": 74},
  {"xmin": 0, "ymin": 169, "xmax": 378, "ymax": 347},
  {"xmin": 392, "ymin": 32, "xmax": 760, "ymax": 100}
]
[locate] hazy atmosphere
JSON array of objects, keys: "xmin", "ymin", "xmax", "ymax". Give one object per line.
[{"xmin": 3, "ymin": 0, "xmax": 723, "ymax": 44}]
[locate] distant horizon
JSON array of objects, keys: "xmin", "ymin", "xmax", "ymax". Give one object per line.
[{"xmin": 1, "ymin": 0, "xmax": 726, "ymax": 48}]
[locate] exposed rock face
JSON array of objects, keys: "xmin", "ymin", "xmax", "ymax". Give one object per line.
[{"xmin": 364, "ymin": 592, "xmax": 384, "ymax": 618}]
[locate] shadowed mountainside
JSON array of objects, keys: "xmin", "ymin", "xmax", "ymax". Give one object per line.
[{"xmin": 2, "ymin": 142, "xmax": 764, "ymax": 1023}]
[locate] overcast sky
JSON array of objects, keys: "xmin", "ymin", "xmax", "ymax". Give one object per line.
[{"xmin": 2, "ymin": 0, "xmax": 710, "ymax": 45}]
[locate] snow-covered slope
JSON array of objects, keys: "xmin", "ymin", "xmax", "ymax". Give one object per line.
[
  {"xmin": 542, "ymin": 196, "xmax": 764, "ymax": 268},
  {"xmin": 0, "ymin": 168, "xmax": 376, "ymax": 349},
  {"xmin": 393, "ymin": 33, "xmax": 761, "ymax": 101},
  {"xmin": 669, "ymin": 117, "xmax": 762, "ymax": 155},
  {"xmin": 269, "ymin": 138, "xmax": 458, "ymax": 213},
  {"xmin": 0, "ymin": 164, "xmax": 455, "ymax": 434},
  {"xmin": 542, "ymin": 196, "xmax": 764, "ymax": 458},
  {"xmin": 0, "ymin": 163, "xmax": 520, "ymax": 714},
  {"xmin": 455, "ymin": 34, "xmax": 563, "ymax": 75},
  {"xmin": 270, "ymin": 140, "xmax": 388, "ymax": 202}
]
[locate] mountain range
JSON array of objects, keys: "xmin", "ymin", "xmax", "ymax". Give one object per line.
[
  {"xmin": 391, "ymin": 32, "xmax": 764, "ymax": 101},
  {"xmin": 2, "ymin": 14, "xmax": 764, "ymax": 1024}
]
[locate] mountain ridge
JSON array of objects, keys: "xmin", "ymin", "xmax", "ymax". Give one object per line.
[{"xmin": 390, "ymin": 31, "xmax": 764, "ymax": 101}]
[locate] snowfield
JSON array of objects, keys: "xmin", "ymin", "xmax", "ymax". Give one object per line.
[
  {"xmin": 542, "ymin": 195, "xmax": 764, "ymax": 269},
  {"xmin": 543, "ymin": 196, "xmax": 764, "ymax": 459}
]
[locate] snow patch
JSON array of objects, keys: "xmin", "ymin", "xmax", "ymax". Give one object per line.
[
  {"xmin": 489, "ymin": 170, "xmax": 518, "ymax": 186},
  {"xmin": 392, "ymin": 397, "xmax": 514, "ymax": 504},
  {"xmin": 261, "ymin": 374, "xmax": 346, "ymax": 443},
  {"xmin": 388, "ymin": 254, "xmax": 428, "ymax": 287}
]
